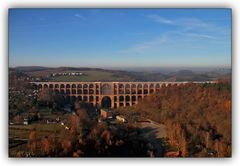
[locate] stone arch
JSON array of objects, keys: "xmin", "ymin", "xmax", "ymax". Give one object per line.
[
  {"xmin": 125, "ymin": 84, "xmax": 130, "ymax": 94},
  {"xmin": 143, "ymin": 84, "xmax": 148, "ymax": 94},
  {"xmin": 77, "ymin": 96, "xmax": 82, "ymax": 101},
  {"xmin": 143, "ymin": 84, "xmax": 148, "ymax": 89},
  {"xmin": 54, "ymin": 89, "xmax": 59, "ymax": 94},
  {"xmin": 55, "ymin": 84, "xmax": 59, "ymax": 88},
  {"xmin": 132, "ymin": 95, "xmax": 136, "ymax": 102},
  {"xmin": 137, "ymin": 84, "xmax": 142, "ymax": 89},
  {"xmin": 156, "ymin": 84, "xmax": 160, "ymax": 91},
  {"xmin": 83, "ymin": 84, "xmax": 88, "ymax": 89},
  {"xmin": 60, "ymin": 84, "xmax": 65, "ymax": 88},
  {"xmin": 89, "ymin": 84, "xmax": 94, "ymax": 89},
  {"xmin": 114, "ymin": 84, "xmax": 118, "ymax": 94},
  {"xmin": 101, "ymin": 96, "xmax": 111, "ymax": 108},
  {"xmin": 83, "ymin": 89, "xmax": 88, "ymax": 95},
  {"xmin": 77, "ymin": 89, "xmax": 82, "ymax": 94},
  {"xmin": 89, "ymin": 95, "xmax": 94, "ymax": 102},
  {"xmin": 60, "ymin": 89, "xmax": 65, "ymax": 95},
  {"xmin": 101, "ymin": 83, "xmax": 111, "ymax": 95},
  {"xmin": 126, "ymin": 95, "xmax": 130, "ymax": 102},
  {"xmin": 43, "ymin": 84, "xmax": 48, "ymax": 88},
  {"xmin": 77, "ymin": 84, "xmax": 82, "ymax": 89},
  {"xmin": 89, "ymin": 89, "xmax": 94, "ymax": 95},
  {"xmin": 162, "ymin": 83, "xmax": 166, "ymax": 87},
  {"xmin": 119, "ymin": 88, "xmax": 124, "ymax": 94},
  {"xmin": 66, "ymin": 89, "xmax": 70, "ymax": 95},
  {"xmin": 72, "ymin": 84, "xmax": 76, "ymax": 89},
  {"xmin": 125, "ymin": 84, "xmax": 130, "ymax": 89},
  {"xmin": 119, "ymin": 83, "xmax": 124, "ymax": 89},
  {"xmin": 131, "ymin": 84, "xmax": 137, "ymax": 94},
  {"xmin": 83, "ymin": 96, "xmax": 88, "ymax": 102},
  {"xmin": 38, "ymin": 84, "xmax": 43, "ymax": 89},
  {"xmin": 49, "ymin": 84, "xmax": 53, "ymax": 88},
  {"xmin": 72, "ymin": 89, "xmax": 76, "ymax": 94},
  {"xmin": 150, "ymin": 83, "xmax": 154, "ymax": 93},
  {"xmin": 150, "ymin": 83, "xmax": 154, "ymax": 89},
  {"xmin": 119, "ymin": 95, "xmax": 124, "ymax": 102},
  {"xmin": 114, "ymin": 96, "xmax": 118, "ymax": 102},
  {"xmin": 66, "ymin": 84, "xmax": 70, "ymax": 89},
  {"xmin": 131, "ymin": 84, "xmax": 136, "ymax": 89}
]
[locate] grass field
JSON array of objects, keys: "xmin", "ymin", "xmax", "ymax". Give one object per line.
[
  {"xmin": 9, "ymin": 123, "xmax": 69, "ymax": 156},
  {"xmin": 52, "ymin": 70, "xmax": 133, "ymax": 82},
  {"xmin": 9, "ymin": 123, "xmax": 68, "ymax": 140}
]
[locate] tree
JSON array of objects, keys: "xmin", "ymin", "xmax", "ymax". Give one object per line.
[
  {"xmin": 38, "ymin": 88, "xmax": 53, "ymax": 106},
  {"xmin": 28, "ymin": 131, "xmax": 38, "ymax": 154},
  {"xmin": 69, "ymin": 115, "xmax": 79, "ymax": 134}
]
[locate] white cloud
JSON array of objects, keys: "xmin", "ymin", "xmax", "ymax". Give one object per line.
[
  {"xmin": 119, "ymin": 35, "xmax": 167, "ymax": 54},
  {"xmin": 176, "ymin": 18, "xmax": 209, "ymax": 31},
  {"xmin": 74, "ymin": 14, "xmax": 86, "ymax": 20},
  {"xmin": 186, "ymin": 33, "xmax": 216, "ymax": 40},
  {"xmin": 146, "ymin": 15, "xmax": 173, "ymax": 24},
  {"xmin": 146, "ymin": 14, "xmax": 210, "ymax": 32},
  {"xmin": 176, "ymin": 32, "xmax": 217, "ymax": 40}
]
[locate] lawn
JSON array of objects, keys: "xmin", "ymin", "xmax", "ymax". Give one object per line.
[{"xmin": 9, "ymin": 123, "xmax": 69, "ymax": 140}]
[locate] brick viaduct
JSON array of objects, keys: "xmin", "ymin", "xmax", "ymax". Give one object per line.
[{"xmin": 33, "ymin": 81, "xmax": 216, "ymax": 108}]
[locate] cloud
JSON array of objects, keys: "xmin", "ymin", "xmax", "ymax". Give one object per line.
[
  {"xmin": 146, "ymin": 14, "xmax": 210, "ymax": 31},
  {"xmin": 146, "ymin": 15, "xmax": 173, "ymax": 24},
  {"xmin": 119, "ymin": 35, "xmax": 167, "ymax": 54},
  {"xmin": 74, "ymin": 14, "xmax": 86, "ymax": 20},
  {"xmin": 186, "ymin": 33, "xmax": 216, "ymax": 40},
  {"xmin": 176, "ymin": 18, "xmax": 209, "ymax": 31},
  {"xmin": 176, "ymin": 32, "xmax": 217, "ymax": 40}
]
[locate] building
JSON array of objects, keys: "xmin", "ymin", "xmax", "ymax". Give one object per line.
[
  {"xmin": 116, "ymin": 115, "xmax": 127, "ymax": 123},
  {"xmin": 23, "ymin": 118, "xmax": 29, "ymax": 125},
  {"xmin": 100, "ymin": 109, "xmax": 113, "ymax": 119}
]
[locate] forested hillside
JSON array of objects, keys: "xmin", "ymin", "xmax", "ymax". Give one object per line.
[{"xmin": 133, "ymin": 80, "xmax": 231, "ymax": 157}]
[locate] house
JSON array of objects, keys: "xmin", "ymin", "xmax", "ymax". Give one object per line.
[
  {"xmin": 100, "ymin": 109, "xmax": 113, "ymax": 119},
  {"xmin": 23, "ymin": 118, "xmax": 29, "ymax": 125},
  {"xmin": 116, "ymin": 115, "xmax": 127, "ymax": 123}
]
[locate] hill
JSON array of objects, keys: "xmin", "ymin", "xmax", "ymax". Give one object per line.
[
  {"xmin": 10, "ymin": 66, "xmax": 231, "ymax": 82},
  {"xmin": 130, "ymin": 81, "xmax": 231, "ymax": 157}
]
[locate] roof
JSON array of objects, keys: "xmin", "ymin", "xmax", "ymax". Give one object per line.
[{"xmin": 101, "ymin": 109, "xmax": 112, "ymax": 112}]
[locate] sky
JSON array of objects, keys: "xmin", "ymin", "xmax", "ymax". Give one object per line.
[{"xmin": 9, "ymin": 9, "xmax": 231, "ymax": 68}]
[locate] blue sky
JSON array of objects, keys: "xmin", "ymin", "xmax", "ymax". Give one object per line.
[{"xmin": 9, "ymin": 9, "xmax": 231, "ymax": 68}]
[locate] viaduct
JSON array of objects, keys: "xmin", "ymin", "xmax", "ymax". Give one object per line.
[{"xmin": 32, "ymin": 81, "xmax": 216, "ymax": 108}]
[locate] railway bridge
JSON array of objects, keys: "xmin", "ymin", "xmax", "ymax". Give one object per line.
[{"xmin": 32, "ymin": 81, "xmax": 216, "ymax": 108}]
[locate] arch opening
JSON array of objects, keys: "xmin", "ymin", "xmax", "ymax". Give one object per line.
[{"xmin": 101, "ymin": 96, "xmax": 111, "ymax": 108}]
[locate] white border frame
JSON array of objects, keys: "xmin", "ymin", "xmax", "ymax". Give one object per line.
[{"xmin": 1, "ymin": 0, "xmax": 239, "ymax": 165}]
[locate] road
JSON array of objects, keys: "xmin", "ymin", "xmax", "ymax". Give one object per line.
[{"xmin": 137, "ymin": 119, "xmax": 167, "ymax": 156}]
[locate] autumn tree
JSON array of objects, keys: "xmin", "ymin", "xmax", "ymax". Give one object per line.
[
  {"xmin": 38, "ymin": 88, "xmax": 53, "ymax": 106},
  {"xmin": 28, "ymin": 131, "xmax": 38, "ymax": 155}
]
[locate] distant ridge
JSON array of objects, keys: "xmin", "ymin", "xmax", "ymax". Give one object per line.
[{"xmin": 9, "ymin": 66, "xmax": 231, "ymax": 82}]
